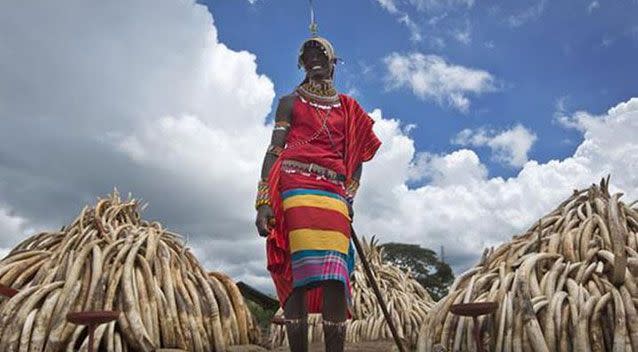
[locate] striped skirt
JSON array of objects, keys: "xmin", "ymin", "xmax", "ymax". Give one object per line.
[{"xmin": 281, "ymin": 185, "xmax": 355, "ymax": 303}]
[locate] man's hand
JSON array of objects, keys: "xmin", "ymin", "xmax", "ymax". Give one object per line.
[{"xmin": 255, "ymin": 205, "xmax": 275, "ymax": 237}]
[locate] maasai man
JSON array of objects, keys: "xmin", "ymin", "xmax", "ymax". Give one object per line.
[{"xmin": 255, "ymin": 36, "xmax": 381, "ymax": 351}]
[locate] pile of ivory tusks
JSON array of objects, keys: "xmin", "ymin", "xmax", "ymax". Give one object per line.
[
  {"xmin": 417, "ymin": 176, "xmax": 638, "ymax": 352},
  {"xmin": 269, "ymin": 236, "xmax": 436, "ymax": 349},
  {"xmin": 0, "ymin": 190, "xmax": 258, "ymax": 351}
]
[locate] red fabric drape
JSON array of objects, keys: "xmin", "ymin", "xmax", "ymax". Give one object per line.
[{"xmin": 266, "ymin": 94, "xmax": 382, "ymax": 313}]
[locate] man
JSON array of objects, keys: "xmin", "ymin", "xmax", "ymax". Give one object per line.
[{"xmin": 255, "ymin": 36, "xmax": 381, "ymax": 352}]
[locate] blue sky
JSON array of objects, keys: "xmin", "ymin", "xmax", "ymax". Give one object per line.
[
  {"xmin": 206, "ymin": 0, "xmax": 637, "ymax": 179},
  {"xmin": 1, "ymin": 0, "xmax": 638, "ymax": 291}
]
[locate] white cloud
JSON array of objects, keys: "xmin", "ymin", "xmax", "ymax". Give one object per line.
[
  {"xmin": 359, "ymin": 61, "xmax": 374, "ymax": 76},
  {"xmin": 356, "ymin": 97, "xmax": 638, "ymax": 272},
  {"xmin": 554, "ymin": 97, "xmax": 598, "ymax": 133},
  {"xmin": 346, "ymin": 85, "xmax": 362, "ymax": 98},
  {"xmin": 376, "ymin": 0, "xmax": 399, "ymax": 14},
  {"xmin": 452, "ymin": 124, "xmax": 538, "ymax": 168},
  {"xmin": 0, "ymin": 0, "xmax": 275, "ymax": 292},
  {"xmin": 409, "ymin": 0, "xmax": 474, "ymax": 12},
  {"xmin": 408, "ymin": 149, "xmax": 488, "ymax": 186},
  {"xmin": 587, "ymin": 1, "xmax": 600, "ymax": 13},
  {"xmin": 454, "ymin": 29, "xmax": 471, "ymax": 45},
  {"xmin": 398, "ymin": 14, "xmax": 423, "ymax": 42},
  {"xmin": 452, "ymin": 20, "xmax": 472, "ymax": 45},
  {"xmin": 374, "ymin": 0, "xmax": 422, "ymax": 42},
  {"xmin": 384, "ymin": 52, "xmax": 496, "ymax": 112},
  {"xmin": 430, "ymin": 36, "xmax": 447, "ymax": 49},
  {"xmin": 555, "ymin": 110, "xmax": 595, "ymax": 131},
  {"xmin": 508, "ymin": 0, "xmax": 547, "ymax": 27},
  {"xmin": 427, "ymin": 13, "xmax": 448, "ymax": 26},
  {"xmin": 555, "ymin": 95, "xmax": 568, "ymax": 114},
  {"xmin": 375, "ymin": 0, "xmax": 473, "ymax": 46}
]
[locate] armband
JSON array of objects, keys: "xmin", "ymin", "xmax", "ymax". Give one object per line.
[
  {"xmin": 266, "ymin": 144, "xmax": 284, "ymax": 157},
  {"xmin": 274, "ymin": 121, "xmax": 291, "ymax": 132}
]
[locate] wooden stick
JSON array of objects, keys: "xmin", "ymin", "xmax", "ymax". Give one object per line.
[{"xmin": 350, "ymin": 225, "xmax": 405, "ymax": 352}]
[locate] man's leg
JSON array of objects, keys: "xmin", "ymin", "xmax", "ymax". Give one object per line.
[
  {"xmin": 283, "ymin": 286, "xmax": 308, "ymax": 352},
  {"xmin": 322, "ymin": 280, "xmax": 347, "ymax": 352}
]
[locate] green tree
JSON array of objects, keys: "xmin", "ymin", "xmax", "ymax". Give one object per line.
[{"xmin": 380, "ymin": 242, "xmax": 454, "ymax": 301}]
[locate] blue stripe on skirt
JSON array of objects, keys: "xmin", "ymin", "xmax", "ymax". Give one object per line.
[{"xmin": 281, "ymin": 188, "xmax": 347, "ymax": 202}]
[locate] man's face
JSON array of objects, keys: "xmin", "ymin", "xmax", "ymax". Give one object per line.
[{"xmin": 301, "ymin": 42, "xmax": 332, "ymax": 79}]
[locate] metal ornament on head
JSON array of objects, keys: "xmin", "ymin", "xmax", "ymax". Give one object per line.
[{"xmin": 309, "ymin": 0, "xmax": 318, "ymax": 37}]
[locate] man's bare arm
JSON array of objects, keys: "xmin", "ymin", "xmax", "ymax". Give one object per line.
[
  {"xmin": 258, "ymin": 95, "xmax": 294, "ymax": 181},
  {"xmin": 255, "ymin": 94, "xmax": 295, "ymax": 237}
]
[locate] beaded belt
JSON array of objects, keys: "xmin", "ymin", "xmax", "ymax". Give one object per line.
[{"xmin": 282, "ymin": 159, "xmax": 346, "ymax": 182}]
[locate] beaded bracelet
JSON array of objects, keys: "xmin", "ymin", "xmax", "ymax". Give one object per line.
[
  {"xmin": 255, "ymin": 180, "xmax": 271, "ymax": 210},
  {"xmin": 345, "ymin": 179, "xmax": 359, "ymax": 205}
]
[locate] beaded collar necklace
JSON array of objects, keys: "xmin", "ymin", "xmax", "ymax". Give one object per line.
[{"xmin": 296, "ymin": 78, "xmax": 340, "ymax": 107}]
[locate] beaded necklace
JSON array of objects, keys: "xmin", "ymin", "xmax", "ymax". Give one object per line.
[{"xmin": 296, "ymin": 79, "xmax": 340, "ymax": 107}]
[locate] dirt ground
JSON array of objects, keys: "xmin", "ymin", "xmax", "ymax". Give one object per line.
[
  {"xmin": 278, "ymin": 340, "xmax": 401, "ymax": 351},
  {"xmin": 227, "ymin": 340, "xmax": 401, "ymax": 352}
]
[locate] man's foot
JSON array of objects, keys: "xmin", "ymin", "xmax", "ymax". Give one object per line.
[
  {"xmin": 322, "ymin": 319, "xmax": 347, "ymax": 352},
  {"xmin": 285, "ymin": 317, "xmax": 309, "ymax": 352}
]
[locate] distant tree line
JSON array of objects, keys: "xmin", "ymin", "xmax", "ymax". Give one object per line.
[{"xmin": 380, "ymin": 242, "xmax": 454, "ymax": 301}]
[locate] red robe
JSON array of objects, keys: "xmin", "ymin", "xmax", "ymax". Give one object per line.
[{"xmin": 265, "ymin": 94, "xmax": 382, "ymax": 313}]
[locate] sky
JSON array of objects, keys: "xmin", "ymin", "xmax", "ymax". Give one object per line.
[{"xmin": 0, "ymin": 0, "xmax": 637, "ymax": 294}]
